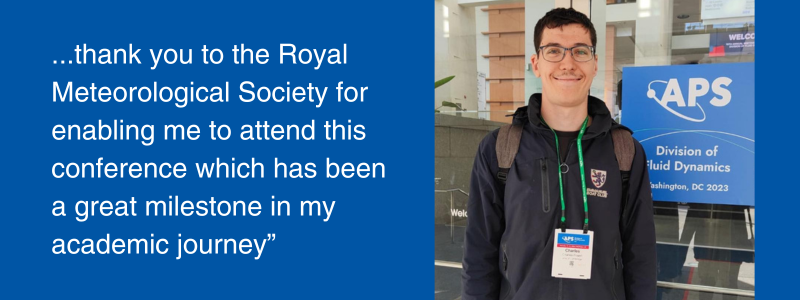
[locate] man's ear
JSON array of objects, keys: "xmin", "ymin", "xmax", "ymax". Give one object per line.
[
  {"xmin": 531, "ymin": 53, "xmax": 541, "ymax": 78},
  {"xmin": 593, "ymin": 55, "xmax": 598, "ymax": 76}
]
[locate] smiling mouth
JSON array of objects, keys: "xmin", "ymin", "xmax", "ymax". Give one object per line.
[{"xmin": 554, "ymin": 77, "xmax": 582, "ymax": 82}]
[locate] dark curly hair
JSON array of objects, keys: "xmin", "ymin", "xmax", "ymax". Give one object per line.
[{"xmin": 534, "ymin": 8, "xmax": 597, "ymax": 55}]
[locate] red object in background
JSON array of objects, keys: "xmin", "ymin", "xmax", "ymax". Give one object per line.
[
  {"xmin": 709, "ymin": 45, "xmax": 725, "ymax": 57},
  {"xmin": 683, "ymin": 266, "xmax": 695, "ymax": 300}
]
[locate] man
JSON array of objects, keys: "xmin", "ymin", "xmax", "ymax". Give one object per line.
[{"xmin": 462, "ymin": 8, "xmax": 656, "ymax": 300}]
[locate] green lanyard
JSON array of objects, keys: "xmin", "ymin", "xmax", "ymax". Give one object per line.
[{"xmin": 542, "ymin": 116, "xmax": 590, "ymax": 233}]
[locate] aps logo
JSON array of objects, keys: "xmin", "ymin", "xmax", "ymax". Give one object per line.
[
  {"xmin": 646, "ymin": 77, "xmax": 732, "ymax": 122},
  {"xmin": 561, "ymin": 235, "xmax": 586, "ymax": 244},
  {"xmin": 558, "ymin": 234, "xmax": 590, "ymax": 249}
]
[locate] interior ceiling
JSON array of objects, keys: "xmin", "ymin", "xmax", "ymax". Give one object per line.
[
  {"xmin": 613, "ymin": 34, "xmax": 636, "ymax": 71},
  {"xmin": 671, "ymin": 0, "xmax": 703, "ymax": 34},
  {"xmin": 612, "ymin": 0, "xmax": 717, "ymax": 71}
]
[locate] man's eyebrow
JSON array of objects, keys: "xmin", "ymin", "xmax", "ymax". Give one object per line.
[
  {"xmin": 540, "ymin": 42, "xmax": 592, "ymax": 47},
  {"xmin": 541, "ymin": 42, "xmax": 562, "ymax": 47}
]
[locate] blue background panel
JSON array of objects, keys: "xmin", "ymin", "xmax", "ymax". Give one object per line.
[
  {"xmin": 0, "ymin": 1, "xmax": 431, "ymax": 299},
  {"xmin": 622, "ymin": 63, "xmax": 754, "ymax": 206}
]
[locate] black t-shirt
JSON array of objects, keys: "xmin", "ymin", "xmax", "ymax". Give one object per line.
[{"xmin": 554, "ymin": 130, "xmax": 579, "ymax": 163}]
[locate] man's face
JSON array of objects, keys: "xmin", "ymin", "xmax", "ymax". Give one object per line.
[{"xmin": 532, "ymin": 23, "xmax": 598, "ymax": 108}]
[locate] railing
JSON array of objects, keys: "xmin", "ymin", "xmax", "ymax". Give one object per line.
[
  {"xmin": 435, "ymin": 187, "xmax": 755, "ymax": 297},
  {"xmin": 434, "ymin": 260, "xmax": 755, "ymax": 297}
]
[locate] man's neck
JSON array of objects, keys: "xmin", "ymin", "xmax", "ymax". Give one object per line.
[{"xmin": 540, "ymin": 97, "xmax": 591, "ymax": 132}]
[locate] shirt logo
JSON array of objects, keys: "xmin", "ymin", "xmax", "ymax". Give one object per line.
[
  {"xmin": 587, "ymin": 188, "xmax": 608, "ymax": 198},
  {"xmin": 591, "ymin": 169, "xmax": 607, "ymax": 188}
]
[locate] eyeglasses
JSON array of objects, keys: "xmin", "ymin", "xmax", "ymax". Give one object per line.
[{"xmin": 537, "ymin": 45, "xmax": 595, "ymax": 62}]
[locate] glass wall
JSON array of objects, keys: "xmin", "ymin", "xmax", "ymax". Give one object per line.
[{"xmin": 435, "ymin": 0, "xmax": 755, "ymax": 299}]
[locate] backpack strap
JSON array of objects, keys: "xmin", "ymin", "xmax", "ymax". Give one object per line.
[
  {"xmin": 495, "ymin": 123, "xmax": 523, "ymax": 184},
  {"xmin": 611, "ymin": 129, "xmax": 635, "ymax": 172},
  {"xmin": 611, "ymin": 128, "xmax": 636, "ymax": 225}
]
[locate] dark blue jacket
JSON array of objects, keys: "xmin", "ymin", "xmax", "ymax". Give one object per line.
[{"xmin": 462, "ymin": 94, "xmax": 657, "ymax": 300}]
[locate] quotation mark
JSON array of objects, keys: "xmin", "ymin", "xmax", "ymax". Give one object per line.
[{"xmin": 267, "ymin": 233, "xmax": 276, "ymax": 241}]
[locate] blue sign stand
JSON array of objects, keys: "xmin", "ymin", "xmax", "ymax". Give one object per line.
[{"xmin": 622, "ymin": 63, "xmax": 754, "ymax": 206}]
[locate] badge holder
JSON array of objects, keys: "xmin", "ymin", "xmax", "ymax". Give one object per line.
[{"xmin": 551, "ymin": 229, "xmax": 594, "ymax": 279}]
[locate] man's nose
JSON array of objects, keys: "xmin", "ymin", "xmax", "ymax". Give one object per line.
[{"xmin": 559, "ymin": 51, "xmax": 577, "ymax": 70}]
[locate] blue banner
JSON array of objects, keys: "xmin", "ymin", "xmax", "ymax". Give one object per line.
[
  {"xmin": 622, "ymin": 63, "xmax": 754, "ymax": 206},
  {"xmin": 0, "ymin": 1, "xmax": 430, "ymax": 298},
  {"xmin": 709, "ymin": 30, "xmax": 755, "ymax": 57}
]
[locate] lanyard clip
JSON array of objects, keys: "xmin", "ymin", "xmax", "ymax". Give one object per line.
[
  {"xmin": 582, "ymin": 223, "xmax": 589, "ymax": 234},
  {"xmin": 560, "ymin": 222, "xmax": 566, "ymax": 233}
]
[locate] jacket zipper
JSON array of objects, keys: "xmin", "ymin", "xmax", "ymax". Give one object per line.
[
  {"xmin": 559, "ymin": 141, "xmax": 575, "ymax": 213},
  {"xmin": 558, "ymin": 278, "xmax": 563, "ymax": 300},
  {"xmin": 503, "ymin": 253, "xmax": 508, "ymax": 274},
  {"xmin": 499, "ymin": 244, "xmax": 511, "ymax": 300},
  {"xmin": 502, "ymin": 245, "xmax": 509, "ymax": 278},
  {"xmin": 612, "ymin": 241, "xmax": 620, "ymax": 300},
  {"xmin": 556, "ymin": 138, "xmax": 574, "ymax": 300},
  {"xmin": 564, "ymin": 141, "xmax": 574, "ymax": 164},
  {"xmin": 540, "ymin": 158, "xmax": 551, "ymax": 213}
]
